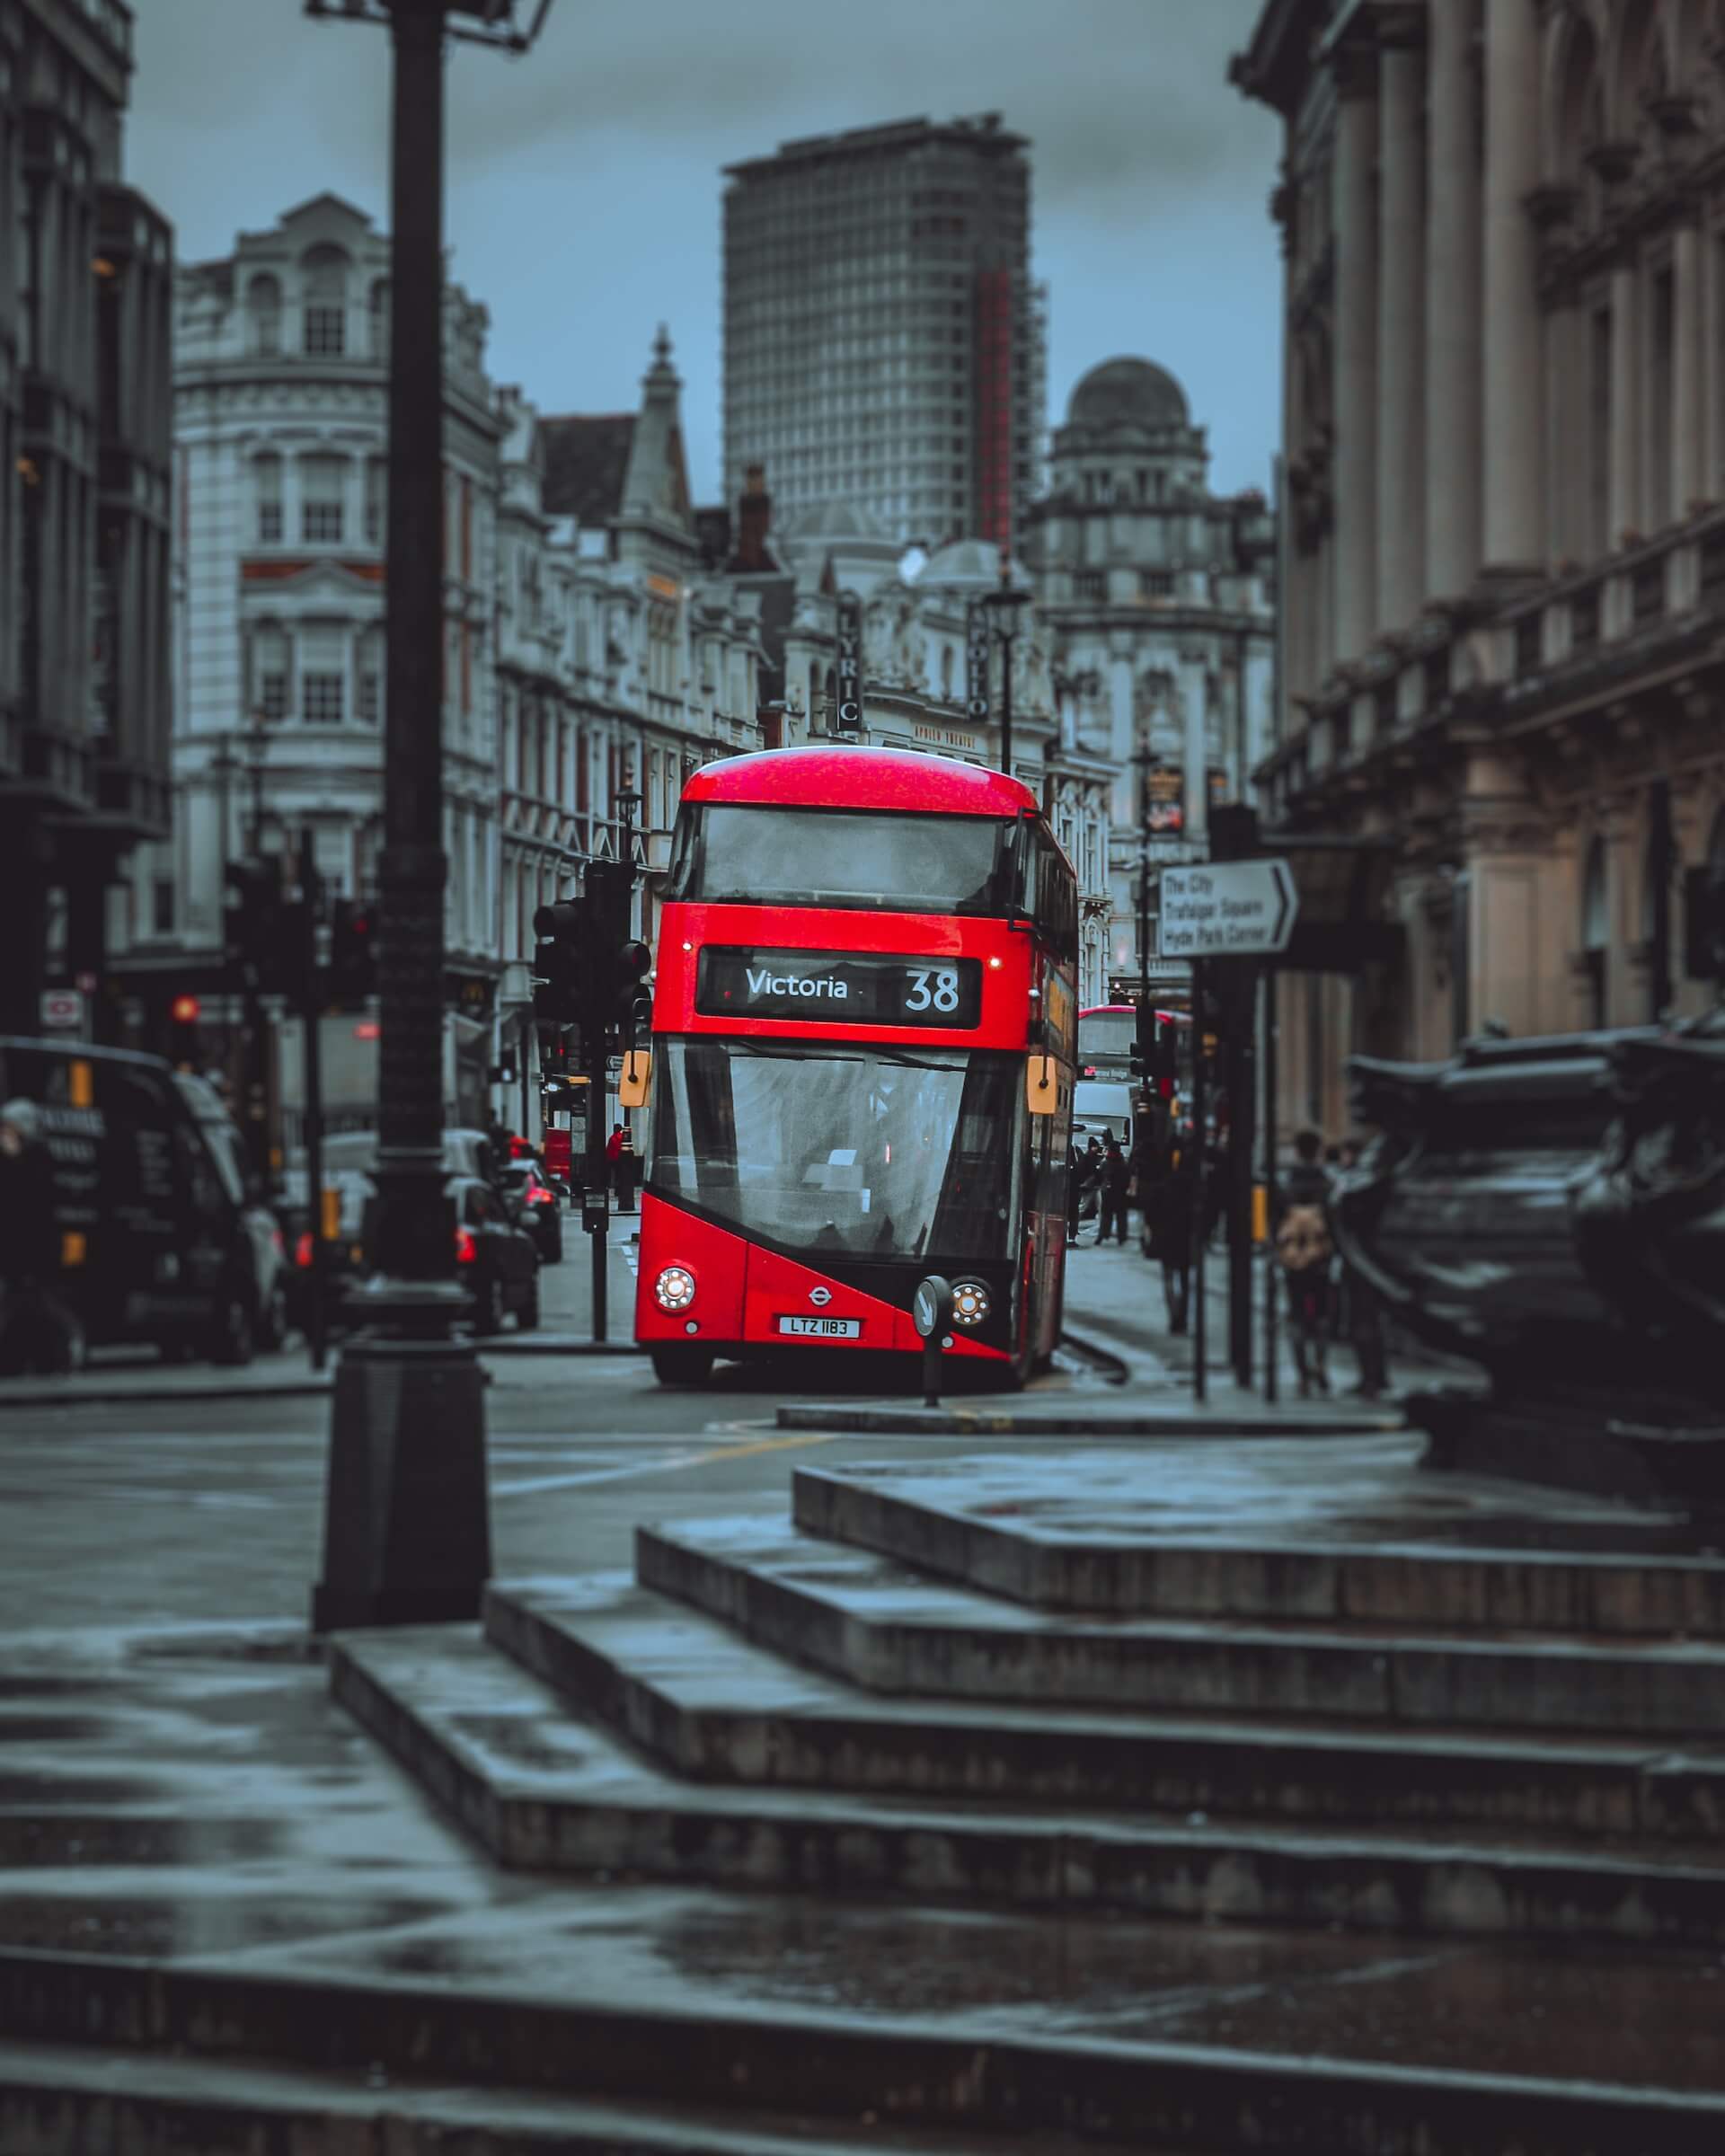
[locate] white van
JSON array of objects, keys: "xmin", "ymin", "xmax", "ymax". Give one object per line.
[{"xmin": 1071, "ymin": 1079, "xmax": 1135, "ymax": 1149}]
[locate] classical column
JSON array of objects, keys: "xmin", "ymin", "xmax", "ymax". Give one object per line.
[
  {"xmin": 1426, "ymin": 0, "xmax": 1482, "ymax": 596},
  {"xmin": 1673, "ymin": 216, "xmax": 1705, "ymax": 519},
  {"xmin": 1179, "ymin": 647, "xmax": 1210, "ymax": 853},
  {"xmin": 1482, "ymin": 0, "xmax": 1543, "ymax": 570},
  {"xmin": 1704, "ymin": 225, "xmax": 1725, "ymax": 499},
  {"xmin": 1377, "ymin": 37, "xmax": 1427, "ymax": 631},
  {"xmin": 1333, "ymin": 49, "xmax": 1379, "ymax": 660},
  {"xmin": 1609, "ymin": 254, "xmax": 1641, "ymax": 544}
]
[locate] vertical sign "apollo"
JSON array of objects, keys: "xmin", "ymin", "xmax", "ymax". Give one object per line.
[
  {"xmin": 835, "ymin": 591, "xmax": 863, "ymax": 732},
  {"xmin": 965, "ymin": 597, "xmax": 991, "ymax": 726}
]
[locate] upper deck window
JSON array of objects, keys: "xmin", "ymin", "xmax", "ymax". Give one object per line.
[{"xmin": 667, "ymin": 805, "xmax": 1011, "ymax": 916}]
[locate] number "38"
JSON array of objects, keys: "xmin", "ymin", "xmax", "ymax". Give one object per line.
[{"xmin": 905, "ymin": 968, "xmax": 960, "ymax": 1013}]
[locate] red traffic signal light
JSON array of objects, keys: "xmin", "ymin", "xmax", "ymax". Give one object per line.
[{"xmin": 169, "ymin": 994, "xmax": 201, "ymax": 1025}]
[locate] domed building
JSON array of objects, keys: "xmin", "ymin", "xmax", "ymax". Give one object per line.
[{"xmin": 1023, "ymin": 357, "xmax": 1276, "ymax": 1002}]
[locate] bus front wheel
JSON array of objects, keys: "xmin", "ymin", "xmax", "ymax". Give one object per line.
[{"xmin": 651, "ymin": 1344, "xmax": 714, "ymax": 1387}]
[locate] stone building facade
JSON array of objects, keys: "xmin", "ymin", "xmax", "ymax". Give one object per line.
[
  {"xmin": 0, "ymin": 0, "xmax": 172, "ymax": 1035},
  {"xmin": 125, "ymin": 193, "xmax": 503, "ymax": 1123},
  {"xmin": 495, "ymin": 332, "xmax": 773, "ymax": 1131},
  {"xmin": 711, "ymin": 488, "xmax": 1117, "ymax": 1007},
  {"xmin": 1235, "ymin": 0, "xmax": 1725, "ymax": 1135},
  {"xmin": 1022, "ymin": 358, "xmax": 1277, "ymax": 1007}
]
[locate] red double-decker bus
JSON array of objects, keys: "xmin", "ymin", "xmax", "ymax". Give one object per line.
[{"xmin": 633, "ymin": 746, "xmax": 1079, "ymax": 1386}]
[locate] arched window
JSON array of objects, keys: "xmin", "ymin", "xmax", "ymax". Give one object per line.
[
  {"xmin": 941, "ymin": 643, "xmax": 954, "ymax": 700},
  {"xmin": 300, "ymin": 244, "xmax": 349, "ymax": 357},
  {"xmin": 367, "ymin": 278, "xmax": 390, "ymax": 363},
  {"xmin": 1581, "ymin": 834, "xmax": 1609, "ymax": 1028},
  {"xmin": 247, "ymin": 274, "xmax": 281, "ymax": 357}
]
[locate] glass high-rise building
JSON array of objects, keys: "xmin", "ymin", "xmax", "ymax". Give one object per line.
[{"xmin": 721, "ymin": 112, "xmax": 1046, "ymax": 550}]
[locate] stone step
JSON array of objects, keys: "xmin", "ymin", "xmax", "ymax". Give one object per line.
[
  {"xmin": 7, "ymin": 1936, "xmax": 1725, "ymax": 2156},
  {"xmin": 332, "ymin": 1625, "xmax": 1725, "ymax": 1947},
  {"xmin": 637, "ymin": 1515, "xmax": 1725, "ymax": 1737},
  {"xmin": 0, "ymin": 2039, "xmax": 1140, "ymax": 2156},
  {"xmin": 482, "ymin": 1577, "xmax": 1725, "ymax": 1842},
  {"xmin": 791, "ymin": 1460, "xmax": 1725, "ymax": 1632}
]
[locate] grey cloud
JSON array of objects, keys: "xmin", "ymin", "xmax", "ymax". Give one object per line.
[{"xmin": 128, "ymin": 0, "xmax": 1282, "ymax": 498}]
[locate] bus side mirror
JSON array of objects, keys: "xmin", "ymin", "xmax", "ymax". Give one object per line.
[
  {"xmin": 618, "ymin": 1049, "xmax": 651, "ymax": 1110},
  {"xmin": 1026, "ymin": 1053, "xmax": 1058, "ymax": 1117}
]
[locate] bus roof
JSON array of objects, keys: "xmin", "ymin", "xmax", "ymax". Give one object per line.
[{"xmin": 684, "ymin": 746, "xmax": 1041, "ymax": 818}]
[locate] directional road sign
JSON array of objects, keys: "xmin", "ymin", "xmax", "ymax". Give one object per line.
[{"xmin": 1156, "ymin": 859, "xmax": 1299, "ymax": 960}]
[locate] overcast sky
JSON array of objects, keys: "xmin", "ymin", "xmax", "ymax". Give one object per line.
[{"xmin": 128, "ymin": 0, "xmax": 1282, "ymax": 503}]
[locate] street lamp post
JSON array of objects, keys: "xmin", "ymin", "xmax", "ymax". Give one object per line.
[
  {"xmin": 980, "ymin": 546, "xmax": 1031, "ymax": 781},
  {"xmin": 307, "ymin": 0, "xmax": 554, "ymax": 1635}
]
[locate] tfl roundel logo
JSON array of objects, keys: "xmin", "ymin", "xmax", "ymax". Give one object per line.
[{"xmin": 808, "ymin": 1286, "xmax": 833, "ymax": 1307}]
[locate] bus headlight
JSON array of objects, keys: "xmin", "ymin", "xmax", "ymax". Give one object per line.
[
  {"xmin": 653, "ymin": 1265, "xmax": 696, "ymax": 1312},
  {"xmin": 950, "ymin": 1278, "xmax": 991, "ymax": 1328}
]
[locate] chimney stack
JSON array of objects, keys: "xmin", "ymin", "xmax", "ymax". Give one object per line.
[{"xmin": 739, "ymin": 462, "xmax": 771, "ymax": 570}]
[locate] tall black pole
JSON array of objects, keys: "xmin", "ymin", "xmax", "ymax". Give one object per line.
[
  {"xmin": 1650, "ymin": 777, "xmax": 1674, "ymax": 1021},
  {"xmin": 1191, "ymin": 959, "xmax": 1208, "ymax": 1404},
  {"xmin": 1262, "ymin": 967, "xmax": 1278, "ymax": 1404},
  {"xmin": 998, "ymin": 626, "xmax": 1013, "ymax": 782},
  {"xmin": 313, "ymin": 0, "xmax": 491, "ymax": 1633},
  {"xmin": 1225, "ymin": 964, "xmax": 1256, "ymax": 1390},
  {"xmin": 298, "ymin": 830, "xmax": 327, "ymax": 1375}
]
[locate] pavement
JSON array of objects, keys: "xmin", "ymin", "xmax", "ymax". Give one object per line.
[
  {"xmin": 775, "ymin": 1236, "xmax": 1456, "ymax": 1438},
  {"xmin": 0, "ymin": 1213, "xmax": 643, "ymax": 1409},
  {"xmin": 5, "ymin": 1419, "xmax": 1725, "ymax": 2150},
  {"xmin": 0, "ymin": 1216, "xmax": 1431, "ymax": 1427},
  {"xmin": 14, "ymin": 1217, "xmax": 1635, "ymax": 2151}
]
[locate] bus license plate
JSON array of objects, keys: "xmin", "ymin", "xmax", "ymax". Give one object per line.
[{"xmin": 776, "ymin": 1314, "xmax": 862, "ymax": 1339}]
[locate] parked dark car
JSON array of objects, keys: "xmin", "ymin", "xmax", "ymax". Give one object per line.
[
  {"xmin": 445, "ymin": 1174, "xmax": 541, "ymax": 1333},
  {"xmin": 281, "ymin": 1133, "xmax": 541, "ymax": 1336},
  {"xmin": 172, "ymin": 1073, "xmax": 288, "ymax": 1350},
  {"xmin": 499, "ymin": 1159, "xmax": 563, "ymax": 1263},
  {"xmin": 0, "ymin": 1037, "xmax": 285, "ymax": 1365}
]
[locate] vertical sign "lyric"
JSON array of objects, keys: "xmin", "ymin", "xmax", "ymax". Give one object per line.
[
  {"xmin": 965, "ymin": 597, "xmax": 991, "ymax": 727},
  {"xmin": 835, "ymin": 591, "xmax": 863, "ymax": 733}
]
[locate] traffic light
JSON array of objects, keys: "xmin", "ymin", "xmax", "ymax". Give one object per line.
[
  {"xmin": 168, "ymin": 992, "xmax": 202, "ymax": 1070},
  {"xmin": 616, "ymin": 938, "xmax": 652, "ymax": 1047},
  {"xmin": 532, "ymin": 898, "xmax": 586, "ymax": 1028},
  {"xmin": 1129, "ymin": 1000, "xmax": 1155, "ymax": 1082},
  {"xmin": 327, "ymin": 898, "xmax": 376, "ymax": 1009},
  {"xmin": 224, "ymin": 858, "xmax": 281, "ymax": 985},
  {"xmin": 580, "ymin": 860, "xmax": 646, "ymax": 1052}
]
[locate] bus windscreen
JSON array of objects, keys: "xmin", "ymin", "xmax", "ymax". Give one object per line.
[
  {"xmin": 650, "ymin": 1038, "xmax": 1019, "ymax": 1262},
  {"xmin": 669, "ymin": 806, "xmax": 1008, "ymax": 915}
]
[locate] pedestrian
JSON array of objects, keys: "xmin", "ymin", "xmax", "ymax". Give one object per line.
[
  {"xmin": 0, "ymin": 1098, "xmax": 77, "ymax": 1377},
  {"xmin": 605, "ymin": 1121, "xmax": 625, "ymax": 1197},
  {"xmin": 1097, "ymin": 1135, "xmax": 1132, "ymax": 1245},
  {"xmin": 1273, "ymin": 1126, "xmax": 1334, "ymax": 1398},
  {"xmin": 615, "ymin": 1125, "xmax": 640, "ymax": 1213},
  {"xmin": 1141, "ymin": 1127, "xmax": 1197, "ymax": 1333},
  {"xmin": 1065, "ymin": 1136, "xmax": 1087, "ymax": 1241}
]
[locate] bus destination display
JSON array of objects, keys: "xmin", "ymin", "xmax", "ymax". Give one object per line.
[{"xmin": 697, "ymin": 948, "xmax": 983, "ymax": 1028}]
